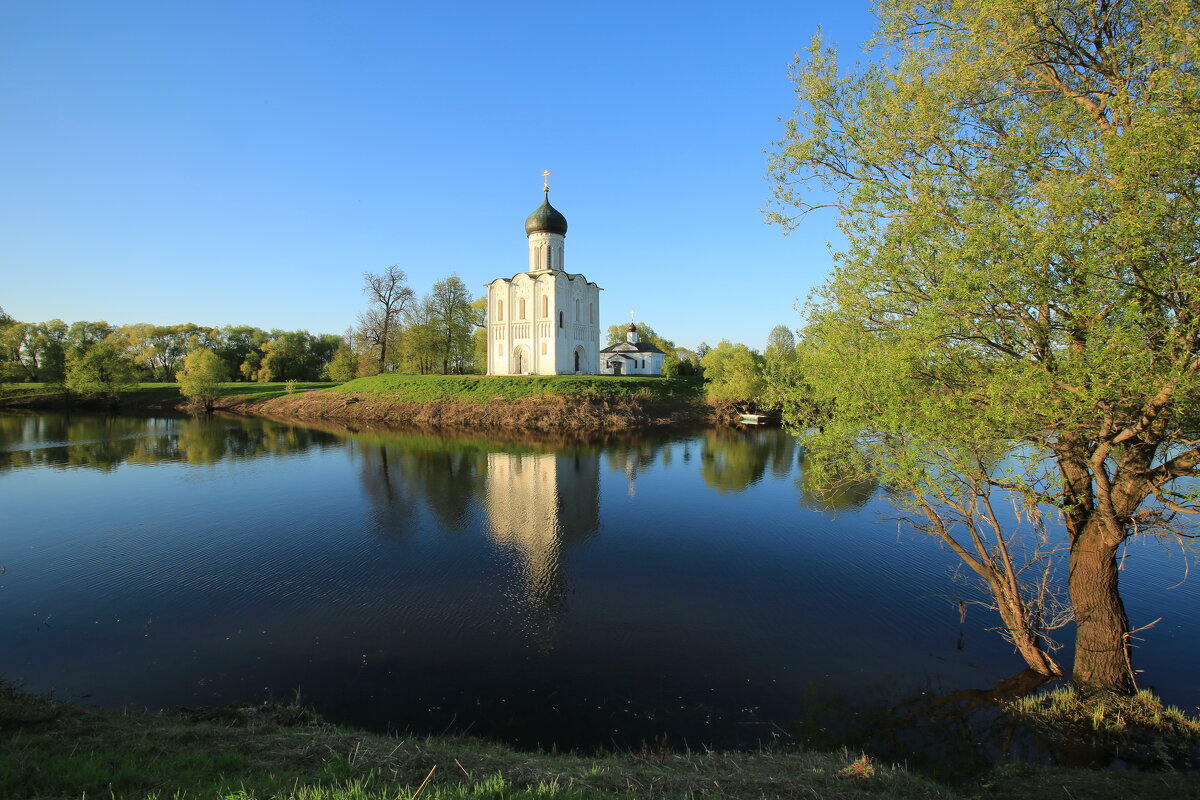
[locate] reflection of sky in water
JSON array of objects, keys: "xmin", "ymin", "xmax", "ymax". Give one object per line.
[{"xmin": 1, "ymin": 412, "xmax": 1197, "ymax": 759}]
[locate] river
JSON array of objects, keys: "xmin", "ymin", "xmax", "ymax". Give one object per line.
[{"xmin": 1, "ymin": 411, "xmax": 1197, "ymax": 775}]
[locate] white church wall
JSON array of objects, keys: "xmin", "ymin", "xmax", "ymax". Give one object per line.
[{"xmin": 486, "ymin": 190, "xmax": 601, "ymax": 376}]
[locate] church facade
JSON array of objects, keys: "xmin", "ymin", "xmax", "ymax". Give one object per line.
[{"xmin": 486, "ymin": 182, "xmax": 601, "ymax": 375}]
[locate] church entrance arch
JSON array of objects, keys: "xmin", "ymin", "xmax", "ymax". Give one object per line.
[
  {"xmin": 513, "ymin": 345, "xmax": 530, "ymax": 375},
  {"xmin": 610, "ymin": 359, "xmax": 623, "ymax": 375},
  {"xmin": 574, "ymin": 347, "xmax": 585, "ymax": 373}
]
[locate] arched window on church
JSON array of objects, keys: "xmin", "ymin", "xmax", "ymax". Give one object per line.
[
  {"xmin": 520, "ymin": 298, "xmax": 526, "ymax": 320},
  {"xmin": 574, "ymin": 349, "xmax": 580, "ymax": 372},
  {"xmin": 590, "ymin": 302, "xmax": 594, "ymax": 323},
  {"xmin": 575, "ymin": 299, "xmax": 580, "ymax": 319},
  {"xmin": 542, "ymin": 295, "xmax": 548, "ymax": 318},
  {"xmin": 559, "ymin": 311, "xmax": 563, "ymax": 329},
  {"xmin": 546, "ymin": 247, "xmax": 552, "ymax": 270},
  {"xmin": 497, "ymin": 300, "xmax": 503, "ymax": 321},
  {"xmin": 541, "ymin": 342, "xmax": 547, "ymax": 355}
]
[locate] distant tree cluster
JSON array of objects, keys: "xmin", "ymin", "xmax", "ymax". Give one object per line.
[
  {"xmin": 0, "ymin": 307, "xmax": 345, "ymax": 395},
  {"xmin": 345, "ymin": 268, "xmax": 486, "ymax": 378},
  {"xmin": 696, "ymin": 324, "xmax": 798, "ymax": 410}
]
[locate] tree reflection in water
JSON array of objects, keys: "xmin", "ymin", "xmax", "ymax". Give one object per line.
[
  {"xmin": 0, "ymin": 413, "xmax": 339, "ymax": 472},
  {"xmin": 796, "ymin": 451, "xmax": 877, "ymax": 513},
  {"xmin": 353, "ymin": 434, "xmax": 492, "ymax": 539},
  {"xmin": 699, "ymin": 428, "xmax": 798, "ymax": 494}
]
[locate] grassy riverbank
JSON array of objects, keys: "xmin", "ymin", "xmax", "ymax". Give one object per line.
[
  {"xmin": 0, "ymin": 376, "xmax": 712, "ymax": 430},
  {"xmin": 4, "ymin": 685, "xmax": 1196, "ymax": 800},
  {"xmin": 0, "ymin": 382, "xmax": 338, "ymax": 409},
  {"xmin": 241, "ymin": 375, "xmax": 712, "ymax": 431},
  {"xmin": 329, "ymin": 374, "xmax": 705, "ymax": 403}
]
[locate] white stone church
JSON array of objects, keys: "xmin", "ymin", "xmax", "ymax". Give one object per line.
[
  {"xmin": 599, "ymin": 323, "xmax": 666, "ymax": 375},
  {"xmin": 486, "ymin": 181, "xmax": 602, "ymax": 375}
]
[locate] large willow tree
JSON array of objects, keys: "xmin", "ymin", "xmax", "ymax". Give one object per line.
[{"xmin": 768, "ymin": 0, "xmax": 1200, "ymax": 694}]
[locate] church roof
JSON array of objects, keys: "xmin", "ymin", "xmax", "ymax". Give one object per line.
[
  {"xmin": 524, "ymin": 193, "xmax": 568, "ymax": 236},
  {"xmin": 600, "ymin": 340, "xmax": 665, "ymax": 355},
  {"xmin": 487, "ymin": 271, "xmax": 598, "ymax": 288}
]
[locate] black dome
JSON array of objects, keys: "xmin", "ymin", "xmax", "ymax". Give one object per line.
[{"xmin": 524, "ymin": 195, "xmax": 568, "ymax": 236}]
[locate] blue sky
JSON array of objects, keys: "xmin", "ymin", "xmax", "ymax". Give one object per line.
[{"xmin": 1, "ymin": 1, "xmax": 877, "ymax": 351}]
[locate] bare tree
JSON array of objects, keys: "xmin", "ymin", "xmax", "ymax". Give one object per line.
[{"xmin": 360, "ymin": 266, "xmax": 414, "ymax": 373}]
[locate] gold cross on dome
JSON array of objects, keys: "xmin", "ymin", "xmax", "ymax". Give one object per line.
[
  {"xmin": 629, "ymin": 311, "xmax": 636, "ymax": 323},
  {"xmin": 542, "ymin": 169, "xmax": 550, "ymax": 192}
]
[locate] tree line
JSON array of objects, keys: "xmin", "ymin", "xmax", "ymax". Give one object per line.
[
  {"xmin": 2, "ymin": 262, "xmax": 782, "ymax": 394},
  {"xmin": 0, "ymin": 271, "xmax": 511, "ymax": 393},
  {"xmin": 0, "ymin": 311, "xmax": 344, "ymax": 388}
]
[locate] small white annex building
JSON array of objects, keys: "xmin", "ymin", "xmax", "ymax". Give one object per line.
[
  {"xmin": 600, "ymin": 323, "xmax": 666, "ymax": 375},
  {"xmin": 486, "ymin": 178, "xmax": 601, "ymax": 375}
]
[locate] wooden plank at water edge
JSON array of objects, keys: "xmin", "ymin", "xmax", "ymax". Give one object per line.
[{"xmin": 738, "ymin": 413, "xmax": 769, "ymax": 425}]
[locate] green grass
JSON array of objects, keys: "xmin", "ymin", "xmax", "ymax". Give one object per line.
[
  {"xmin": 213, "ymin": 381, "xmax": 338, "ymax": 401},
  {"xmin": 329, "ymin": 374, "xmax": 705, "ymax": 404},
  {"xmin": 0, "ymin": 377, "xmax": 704, "ymax": 408},
  {"xmin": 1007, "ymin": 686, "xmax": 1200, "ymax": 738},
  {"xmin": 3, "ymin": 683, "xmax": 1198, "ymax": 800},
  {"xmin": 0, "ymin": 381, "xmax": 338, "ymax": 405}
]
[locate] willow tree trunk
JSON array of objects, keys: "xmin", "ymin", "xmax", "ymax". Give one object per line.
[{"xmin": 1068, "ymin": 528, "xmax": 1134, "ymax": 695}]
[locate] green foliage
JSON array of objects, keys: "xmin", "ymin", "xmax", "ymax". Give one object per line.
[
  {"xmin": 177, "ymin": 348, "xmax": 229, "ymax": 409},
  {"xmin": 700, "ymin": 340, "xmax": 764, "ymax": 405},
  {"xmin": 427, "ymin": 275, "xmax": 481, "ymax": 374},
  {"xmin": 763, "ymin": 325, "xmax": 796, "ymax": 366},
  {"xmin": 604, "ymin": 322, "xmax": 669, "ymax": 349},
  {"xmin": 66, "ymin": 320, "xmax": 114, "ymax": 353},
  {"xmin": 118, "ymin": 322, "xmax": 205, "ymax": 380},
  {"xmin": 65, "ymin": 340, "xmax": 138, "ymax": 399},
  {"xmin": 0, "ymin": 313, "xmax": 24, "ymax": 384},
  {"xmin": 669, "ymin": 347, "xmax": 701, "ymax": 377},
  {"xmin": 326, "ymin": 342, "xmax": 360, "ymax": 382},
  {"xmin": 767, "ymin": 0, "xmax": 1200, "ymax": 690},
  {"xmin": 256, "ymin": 331, "xmax": 342, "ymax": 382},
  {"xmin": 0, "ymin": 316, "xmax": 345, "ymax": 387},
  {"xmin": 215, "ymin": 325, "xmax": 270, "ymax": 379},
  {"xmin": 382, "ymin": 277, "xmax": 484, "ymax": 375},
  {"xmin": 32, "ymin": 320, "xmax": 68, "ymax": 384}
]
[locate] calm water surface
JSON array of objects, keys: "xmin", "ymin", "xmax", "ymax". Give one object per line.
[{"xmin": 2, "ymin": 412, "xmax": 1197, "ymax": 773}]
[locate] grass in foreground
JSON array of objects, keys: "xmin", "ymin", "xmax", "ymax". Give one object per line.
[{"xmin": 3, "ymin": 684, "xmax": 1199, "ymax": 800}]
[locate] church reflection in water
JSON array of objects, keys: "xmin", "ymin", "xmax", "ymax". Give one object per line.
[{"xmin": 483, "ymin": 451, "xmax": 599, "ymax": 620}]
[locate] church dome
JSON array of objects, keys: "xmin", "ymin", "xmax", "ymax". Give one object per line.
[{"xmin": 524, "ymin": 194, "xmax": 568, "ymax": 236}]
